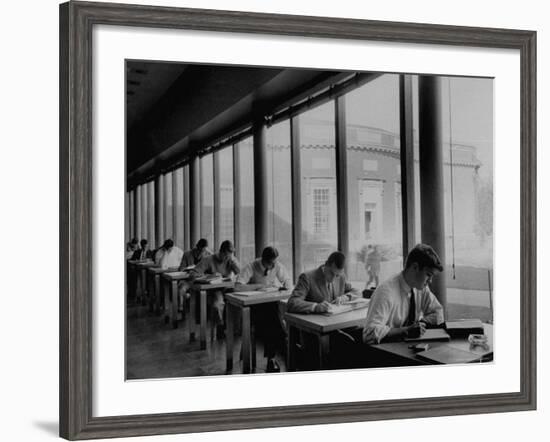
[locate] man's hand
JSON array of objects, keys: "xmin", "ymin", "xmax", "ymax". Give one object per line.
[
  {"xmin": 334, "ymin": 295, "xmax": 349, "ymax": 305},
  {"xmin": 314, "ymin": 301, "xmax": 331, "ymax": 313},
  {"xmin": 406, "ymin": 321, "xmax": 426, "ymax": 338}
]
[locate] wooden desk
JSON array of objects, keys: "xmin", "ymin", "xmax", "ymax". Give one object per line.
[
  {"xmin": 284, "ymin": 307, "xmax": 368, "ymax": 371},
  {"xmin": 189, "ymin": 281, "xmax": 234, "ymax": 350},
  {"xmin": 225, "ymin": 289, "xmax": 292, "ymax": 374},
  {"xmin": 161, "ymin": 272, "xmax": 191, "ymax": 328},
  {"xmin": 370, "ymin": 324, "xmax": 493, "ymax": 366},
  {"xmin": 134, "ymin": 260, "xmax": 155, "ymax": 304},
  {"xmin": 146, "ymin": 267, "xmax": 177, "ymax": 314}
]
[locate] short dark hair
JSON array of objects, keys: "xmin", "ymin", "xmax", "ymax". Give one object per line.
[
  {"xmin": 219, "ymin": 240, "xmax": 234, "ymax": 254},
  {"xmin": 196, "ymin": 238, "xmax": 208, "ymax": 249},
  {"xmin": 261, "ymin": 246, "xmax": 279, "ymax": 261},
  {"xmin": 140, "ymin": 239, "xmax": 148, "ymax": 247},
  {"xmin": 405, "ymin": 244, "xmax": 443, "ymax": 272},
  {"xmin": 326, "ymin": 251, "xmax": 346, "ymax": 269},
  {"xmin": 163, "ymin": 239, "xmax": 174, "ymax": 249}
]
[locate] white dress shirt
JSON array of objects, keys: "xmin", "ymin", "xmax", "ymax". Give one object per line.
[
  {"xmin": 158, "ymin": 246, "xmax": 184, "ymax": 269},
  {"xmin": 363, "ymin": 272, "xmax": 444, "ymax": 344}
]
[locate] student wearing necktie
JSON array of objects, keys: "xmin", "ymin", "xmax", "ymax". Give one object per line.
[
  {"xmin": 363, "ymin": 244, "xmax": 445, "ymax": 345},
  {"xmin": 287, "ymin": 251, "xmax": 360, "ymax": 314},
  {"xmin": 131, "ymin": 239, "xmax": 153, "ymax": 261},
  {"xmin": 236, "ymin": 246, "xmax": 293, "ymax": 372},
  {"xmin": 287, "ymin": 252, "xmax": 363, "ymax": 370}
]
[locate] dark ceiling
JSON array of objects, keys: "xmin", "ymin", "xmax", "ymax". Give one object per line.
[{"xmin": 126, "ymin": 60, "xmax": 352, "ymax": 184}]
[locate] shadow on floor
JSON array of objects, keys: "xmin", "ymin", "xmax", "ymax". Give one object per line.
[{"xmin": 33, "ymin": 421, "xmax": 58, "ymax": 437}]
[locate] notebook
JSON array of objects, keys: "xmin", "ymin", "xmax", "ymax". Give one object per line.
[
  {"xmin": 165, "ymin": 271, "xmax": 190, "ymax": 278},
  {"xmin": 194, "ymin": 275, "xmax": 230, "ymax": 284},
  {"xmin": 323, "ymin": 298, "xmax": 369, "ymax": 316},
  {"xmin": 404, "ymin": 328, "xmax": 451, "ymax": 342},
  {"xmin": 416, "ymin": 346, "xmax": 483, "ymax": 364},
  {"xmin": 233, "ymin": 288, "xmax": 279, "ymax": 297}
]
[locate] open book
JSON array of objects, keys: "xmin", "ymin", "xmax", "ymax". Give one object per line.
[
  {"xmin": 232, "ymin": 287, "xmax": 280, "ymax": 296},
  {"xmin": 194, "ymin": 275, "xmax": 231, "ymax": 284},
  {"xmin": 324, "ymin": 298, "xmax": 370, "ymax": 316},
  {"xmin": 164, "ymin": 271, "xmax": 190, "ymax": 278}
]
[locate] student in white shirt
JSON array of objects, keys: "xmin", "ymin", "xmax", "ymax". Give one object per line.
[
  {"xmin": 158, "ymin": 239, "xmax": 184, "ymax": 270},
  {"xmin": 191, "ymin": 240, "xmax": 240, "ymax": 339},
  {"xmin": 236, "ymin": 246, "xmax": 292, "ymax": 373},
  {"xmin": 363, "ymin": 244, "xmax": 445, "ymax": 345}
]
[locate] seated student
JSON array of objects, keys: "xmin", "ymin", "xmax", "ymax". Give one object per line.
[
  {"xmin": 126, "ymin": 238, "xmax": 139, "ymax": 298},
  {"xmin": 191, "ymin": 240, "xmax": 240, "ymax": 339},
  {"xmin": 126, "ymin": 238, "xmax": 139, "ymax": 260},
  {"xmin": 236, "ymin": 246, "xmax": 292, "ymax": 373},
  {"xmin": 363, "ymin": 243, "xmax": 445, "ymax": 345},
  {"xmin": 131, "ymin": 239, "xmax": 153, "ymax": 261},
  {"xmin": 177, "ymin": 238, "xmax": 211, "ymax": 304},
  {"xmin": 157, "ymin": 239, "xmax": 184, "ymax": 270},
  {"xmin": 287, "ymin": 251, "xmax": 360, "ymax": 314},
  {"xmin": 287, "ymin": 251, "xmax": 361, "ymax": 369},
  {"xmin": 179, "ymin": 238, "xmax": 211, "ymax": 270}
]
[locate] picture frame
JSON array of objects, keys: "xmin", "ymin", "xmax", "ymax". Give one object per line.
[{"xmin": 59, "ymin": 0, "xmax": 536, "ymax": 440}]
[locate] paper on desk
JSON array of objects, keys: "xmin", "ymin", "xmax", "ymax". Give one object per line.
[
  {"xmin": 232, "ymin": 290, "xmax": 265, "ymax": 296},
  {"xmin": 324, "ymin": 298, "xmax": 370, "ymax": 315},
  {"xmin": 232, "ymin": 288, "xmax": 279, "ymax": 296},
  {"xmin": 165, "ymin": 271, "xmax": 189, "ymax": 278}
]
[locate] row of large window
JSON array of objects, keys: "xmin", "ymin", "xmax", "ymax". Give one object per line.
[{"xmin": 127, "ymin": 74, "xmax": 493, "ymax": 320}]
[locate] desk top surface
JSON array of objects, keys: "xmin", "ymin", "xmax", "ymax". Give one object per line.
[
  {"xmin": 372, "ymin": 324, "xmax": 493, "ymax": 363},
  {"xmin": 161, "ymin": 271, "xmax": 191, "ymax": 281},
  {"xmin": 193, "ymin": 281, "xmax": 235, "ymax": 290},
  {"xmin": 226, "ymin": 290, "xmax": 292, "ymax": 307},
  {"xmin": 285, "ymin": 307, "xmax": 368, "ymax": 334},
  {"xmin": 135, "ymin": 261, "xmax": 156, "ymax": 268},
  {"xmin": 147, "ymin": 267, "xmax": 177, "ymax": 274},
  {"xmin": 128, "ymin": 259, "xmax": 153, "ymax": 265}
]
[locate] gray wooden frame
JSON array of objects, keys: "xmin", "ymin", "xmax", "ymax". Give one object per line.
[{"xmin": 59, "ymin": 1, "xmax": 537, "ymax": 439}]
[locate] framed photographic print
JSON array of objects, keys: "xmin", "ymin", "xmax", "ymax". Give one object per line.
[{"xmin": 59, "ymin": 0, "xmax": 536, "ymax": 439}]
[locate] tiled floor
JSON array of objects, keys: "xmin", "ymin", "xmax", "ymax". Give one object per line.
[{"xmin": 126, "ymin": 301, "xmax": 286, "ymax": 380}]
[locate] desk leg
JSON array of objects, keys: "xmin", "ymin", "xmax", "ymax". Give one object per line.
[
  {"xmin": 154, "ymin": 275, "xmax": 161, "ymax": 315},
  {"xmin": 318, "ymin": 334, "xmax": 330, "ymax": 370},
  {"xmin": 242, "ymin": 307, "xmax": 251, "ymax": 374},
  {"xmin": 171, "ymin": 281, "xmax": 178, "ymax": 329},
  {"xmin": 147, "ymin": 273, "xmax": 154, "ymax": 312},
  {"xmin": 189, "ymin": 289, "xmax": 196, "ymax": 342},
  {"xmin": 135, "ymin": 269, "xmax": 142, "ymax": 302},
  {"xmin": 141, "ymin": 269, "xmax": 147, "ymax": 305},
  {"xmin": 200, "ymin": 290, "xmax": 207, "ymax": 350},
  {"xmin": 163, "ymin": 280, "xmax": 170, "ymax": 324},
  {"xmin": 287, "ymin": 325, "xmax": 297, "ymax": 372},
  {"xmin": 226, "ymin": 303, "xmax": 235, "ymax": 372},
  {"xmin": 251, "ymin": 323, "xmax": 256, "ymax": 371}
]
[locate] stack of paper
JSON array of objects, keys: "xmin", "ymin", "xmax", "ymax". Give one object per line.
[
  {"xmin": 165, "ymin": 271, "xmax": 189, "ymax": 278},
  {"xmin": 323, "ymin": 298, "xmax": 370, "ymax": 316},
  {"xmin": 194, "ymin": 275, "xmax": 225, "ymax": 284},
  {"xmin": 233, "ymin": 287, "xmax": 279, "ymax": 296}
]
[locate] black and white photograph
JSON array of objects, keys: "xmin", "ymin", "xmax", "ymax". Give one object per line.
[
  {"xmin": 1, "ymin": 0, "xmax": 542, "ymax": 440},
  {"xmin": 125, "ymin": 61, "xmax": 494, "ymax": 379}
]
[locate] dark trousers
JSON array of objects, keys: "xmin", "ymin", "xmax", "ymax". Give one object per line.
[
  {"xmin": 252, "ymin": 304, "xmax": 286, "ymax": 359},
  {"xmin": 298, "ymin": 327, "xmax": 366, "ymax": 370}
]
